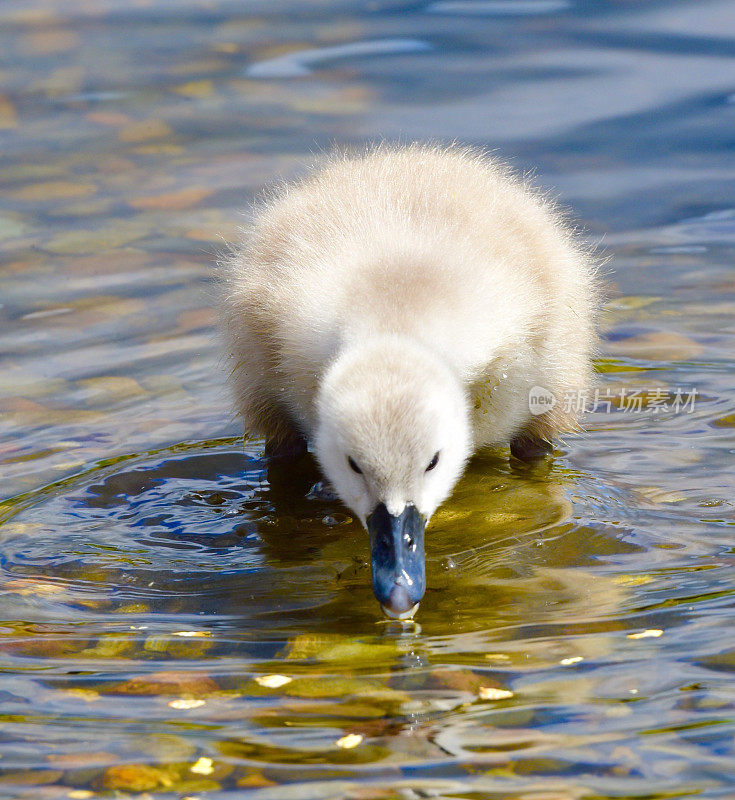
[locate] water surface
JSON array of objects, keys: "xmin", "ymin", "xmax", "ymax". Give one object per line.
[{"xmin": 1, "ymin": 1, "xmax": 734, "ymax": 798}]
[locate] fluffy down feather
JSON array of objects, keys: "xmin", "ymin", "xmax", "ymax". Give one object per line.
[{"xmin": 220, "ymin": 143, "xmax": 598, "ymax": 615}]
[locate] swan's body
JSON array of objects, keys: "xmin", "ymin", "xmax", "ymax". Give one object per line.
[{"xmin": 222, "ymin": 144, "xmax": 597, "ymax": 618}]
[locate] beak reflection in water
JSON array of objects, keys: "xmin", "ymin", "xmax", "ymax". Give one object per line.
[{"xmin": 367, "ymin": 502, "xmax": 426, "ymax": 619}]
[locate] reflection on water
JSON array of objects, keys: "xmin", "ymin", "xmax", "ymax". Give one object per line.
[{"xmin": 1, "ymin": 0, "xmax": 734, "ymax": 797}]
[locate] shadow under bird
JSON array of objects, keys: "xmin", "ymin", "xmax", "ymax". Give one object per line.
[{"xmin": 221, "ymin": 143, "xmax": 598, "ymax": 619}]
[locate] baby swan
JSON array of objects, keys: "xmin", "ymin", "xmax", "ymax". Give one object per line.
[{"xmin": 221, "ymin": 143, "xmax": 597, "ymax": 619}]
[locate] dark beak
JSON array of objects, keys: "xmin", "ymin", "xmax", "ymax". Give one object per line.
[{"xmin": 367, "ymin": 502, "xmax": 426, "ymax": 618}]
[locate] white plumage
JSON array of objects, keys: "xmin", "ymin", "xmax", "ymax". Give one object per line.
[{"xmin": 221, "ymin": 143, "xmax": 598, "ymax": 617}]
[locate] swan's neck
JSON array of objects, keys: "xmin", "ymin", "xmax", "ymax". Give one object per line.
[
  {"xmin": 321, "ymin": 333, "xmax": 468, "ymax": 420},
  {"xmin": 337, "ymin": 332, "xmax": 459, "ymax": 379}
]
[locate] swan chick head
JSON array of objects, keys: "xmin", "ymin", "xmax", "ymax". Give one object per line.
[{"xmin": 314, "ymin": 338, "xmax": 471, "ymax": 617}]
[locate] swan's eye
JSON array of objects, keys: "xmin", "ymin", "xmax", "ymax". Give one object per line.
[
  {"xmin": 347, "ymin": 456, "xmax": 363, "ymax": 474},
  {"xmin": 426, "ymin": 451, "xmax": 440, "ymax": 472}
]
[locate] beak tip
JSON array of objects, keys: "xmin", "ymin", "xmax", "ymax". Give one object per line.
[
  {"xmin": 380, "ymin": 583, "xmax": 418, "ymax": 617},
  {"xmin": 381, "ymin": 602, "xmax": 420, "ymax": 620}
]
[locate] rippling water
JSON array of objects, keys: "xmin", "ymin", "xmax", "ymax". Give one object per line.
[{"xmin": 1, "ymin": 1, "xmax": 734, "ymax": 798}]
